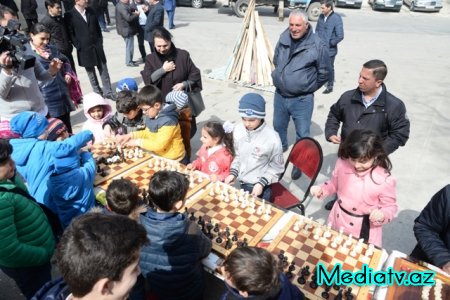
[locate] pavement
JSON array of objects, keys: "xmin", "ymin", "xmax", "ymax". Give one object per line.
[{"xmin": 1, "ymin": 1, "xmax": 450, "ymax": 299}]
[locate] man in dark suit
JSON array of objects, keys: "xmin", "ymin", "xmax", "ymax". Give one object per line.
[
  {"xmin": 144, "ymin": 0, "xmax": 164, "ymax": 53},
  {"xmin": 64, "ymin": 0, "xmax": 116, "ymax": 100}
]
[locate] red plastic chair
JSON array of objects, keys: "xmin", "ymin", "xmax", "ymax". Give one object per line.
[{"xmin": 271, "ymin": 137, "xmax": 323, "ymax": 215}]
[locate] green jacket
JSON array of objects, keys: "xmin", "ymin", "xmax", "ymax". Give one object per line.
[{"xmin": 0, "ymin": 174, "xmax": 55, "ymax": 268}]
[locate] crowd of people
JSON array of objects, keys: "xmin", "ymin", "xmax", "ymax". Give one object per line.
[{"xmin": 0, "ymin": 0, "xmax": 448, "ymax": 299}]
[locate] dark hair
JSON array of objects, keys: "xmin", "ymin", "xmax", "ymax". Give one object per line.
[
  {"xmin": 30, "ymin": 23, "xmax": 51, "ymax": 36},
  {"xmin": 363, "ymin": 59, "xmax": 387, "ymax": 81},
  {"xmin": 0, "ymin": 139, "xmax": 13, "ymax": 164},
  {"xmin": 116, "ymin": 90, "xmax": 138, "ymax": 114},
  {"xmin": 44, "ymin": 0, "xmax": 61, "ymax": 9},
  {"xmin": 0, "ymin": 6, "xmax": 17, "ymax": 20},
  {"xmin": 137, "ymin": 85, "xmax": 163, "ymax": 106},
  {"xmin": 88, "ymin": 104, "xmax": 104, "ymax": 114},
  {"xmin": 148, "ymin": 170, "xmax": 189, "ymax": 212},
  {"xmin": 152, "ymin": 26, "xmax": 173, "ymax": 43},
  {"xmin": 203, "ymin": 121, "xmax": 234, "ymax": 157},
  {"xmin": 106, "ymin": 179, "xmax": 140, "ymax": 215},
  {"xmin": 223, "ymin": 247, "xmax": 282, "ymax": 296},
  {"xmin": 338, "ymin": 129, "xmax": 392, "ymax": 176},
  {"xmin": 320, "ymin": 0, "xmax": 334, "ymax": 8},
  {"xmin": 55, "ymin": 213, "xmax": 148, "ymax": 297}
]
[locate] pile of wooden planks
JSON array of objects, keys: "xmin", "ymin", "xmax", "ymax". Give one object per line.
[{"xmin": 226, "ymin": 0, "xmax": 274, "ymax": 86}]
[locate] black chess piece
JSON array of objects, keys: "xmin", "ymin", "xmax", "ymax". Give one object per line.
[
  {"xmin": 213, "ymin": 223, "xmax": 220, "ymax": 233},
  {"xmin": 297, "ymin": 276, "xmax": 306, "ymax": 285},
  {"xmin": 282, "ymin": 258, "xmax": 289, "ymax": 268},
  {"xmin": 216, "ymin": 234, "xmax": 223, "ymax": 244},
  {"xmin": 100, "ymin": 169, "xmax": 107, "ymax": 177},
  {"xmin": 309, "ymin": 280, "xmax": 318, "ymax": 289},
  {"xmin": 242, "ymin": 238, "xmax": 248, "ymax": 247},
  {"xmin": 321, "ymin": 285, "xmax": 331, "ymax": 299},
  {"xmin": 288, "ymin": 262, "xmax": 295, "ymax": 272},
  {"xmin": 225, "ymin": 239, "xmax": 232, "ymax": 250},
  {"xmin": 333, "ymin": 283, "xmax": 340, "ymax": 291},
  {"xmin": 278, "ymin": 251, "xmax": 285, "ymax": 260},
  {"xmin": 190, "ymin": 212, "xmax": 196, "ymax": 221},
  {"xmin": 285, "ymin": 271, "xmax": 293, "ymax": 279},
  {"xmin": 231, "ymin": 233, "xmax": 238, "ymax": 242},
  {"xmin": 96, "ymin": 164, "xmax": 101, "ymax": 173},
  {"xmin": 334, "ymin": 290, "xmax": 343, "ymax": 300},
  {"xmin": 206, "ymin": 223, "xmax": 214, "ymax": 239},
  {"xmin": 345, "ymin": 287, "xmax": 353, "ymax": 300},
  {"xmin": 197, "ymin": 216, "xmax": 203, "ymax": 225},
  {"xmin": 301, "ymin": 265, "xmax": 310, "ymax": 276},
  {"xmin": 225, "ymin": 227, "xmax": 231, "ymax": 237}
]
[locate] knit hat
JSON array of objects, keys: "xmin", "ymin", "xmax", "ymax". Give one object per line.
[
  {"xmin": 238, "ymin": 93, "xmax": 266, "ymax": 119},
  {"xmin": 53, "ymin": 144, "xmax": 80, "ymax": 174},
  {"xmin": 165, "ymin": 91, "xmax": 188, "ymax": 110},
  {"xmin": 116, "ymin": 78, "xmax": 138, "ymax": 92},
  {"xmin": 46, "ymin": 118, "xmax": 68, "ymax": 141},
  {"xmin": 0, "ymin": 120, "xmax": 20, "ymax": 139},
  {"xmin": 10, "ymin": 111, "xmax": 49, "ymax": 138}
]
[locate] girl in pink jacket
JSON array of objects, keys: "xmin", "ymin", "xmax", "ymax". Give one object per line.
[
  {"xmin": 311, "ymin": 129, "xmax": 397, "ymax": 247},
  {"xmin": 187, "ymin": 121, "xmax": 234, "ymax": 182}
]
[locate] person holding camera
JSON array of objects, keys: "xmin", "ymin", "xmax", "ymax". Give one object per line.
[{"xmin": 0, "ymin": 6, "xmax": 63, "ymax": 122}]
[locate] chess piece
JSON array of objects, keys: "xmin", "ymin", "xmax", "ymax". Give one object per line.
[
  {"xmin": 288, "ymin": 262, "xmax": 295, "ymax": 272},
  {"xmin": 225, "ymin": 239, "xmax": 233, "ymax": 250},
  {"xmin": 335, "ymin": 290, "xmax": 343, "ymax": 300},
  {"xmin": 197, "ymin": 216, "xmax": 203, "ymax": 225},
  {"xmin": 278, "ymin": 250, "xmax": 285, "ymax": 260},
  {"xmin": 333, "ymin": 283, "xmax": 340, "ymax": 291},
  {"xmin": 206, "ymin": 223, "xmax": 214, "ymax": 239},
  {"xmin": 365, "ymin": 244, "xmax": 374, "ymax": 257},
  {"xmin": 321, "ymin": 286, "xmax": 331, "ymax": 299},
  {"xmin": 213, "ymin": 223, "xmax": 220, "ymax": 233},
  {"xmin": 297, "ymin": 276, "xmax": 306, "ymax": 285},
  {"xmin": 190, "ymin": 212, "xmax": 196, "ymax": 221},
  {"xmin": 309, "ymin": 280, "xmax": 318, "ymax": 289},
  {"xmin": 231, "ymin": 233, "xmax": 238, "ymax": 242},
  {"xmin": 241, "ymin": 238, "xmax": 248, "ymax": 247},
  {"xmin": 285, "ymin": 270, "xmax": 293, "ymax": 279},
  {"xmin": 216, "ymin": 234, "xmax": 223, "ymax": 244},
  {"xmin": 100, "ymin": 169, "xmax": 107, "ymax": 177},
  {"xmin": 301, "ymin": 265, "xmax": 310, "ymax": 276},
  {"xmin": 345, "ymin": 287, "xmax": 354, "ymax": 300},
  {"xmin": 225, "ymin": 227, "xmax": 231, "ymax": 237}
]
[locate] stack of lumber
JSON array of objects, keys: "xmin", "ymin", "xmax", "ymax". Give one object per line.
[{"xmin": 226, "ymin": 0, "xmax": 274, "ymax": 86}]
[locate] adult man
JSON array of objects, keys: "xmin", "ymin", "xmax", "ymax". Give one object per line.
[
  {"xmin": 41, "ymin": 0, "xmax": 76, "ymax": 72},
  {"xmin": 65, "ymin": 0, "xmax": 116, "ymax": 100},
  {"xmin": 323, "ymin": 59, "xmax": 410, "ymax": 210},
  {"xmin": 0, "ymin": 6, "xmax": 62, "ymax": 121},
  {"xmin": 271, "ymin": 10, "xmax": 330, "ymax": 179},
  {"xmin": 411, "ymin": 185, "xmax": 450, "ymax": 275},
  {"xmin": 115, "ymin": 0, "xmax": 139, "ymax": 67},
  {"xmin": 144, "ymin": 0, "xmax": 164, "ymax": 53},
  {"xmin": 315, "ymin": 0, "xmax": 344, "ymax": 94},
  {"xmin": 31, "ymin": 213, "xmax": 149, "ymax": 300},
  {"xmin": 164, "ymin": 0, "xmax": 175, "ymax": 29}
]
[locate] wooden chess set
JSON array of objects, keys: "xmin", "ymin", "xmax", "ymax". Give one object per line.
[
  {"xmin": 185, "ymin": 181, "xmax": 284, "ymax": 257},
  {"xmin": 92, "ymin": 142, "xmax": 151, "ymax": 186},
  {"xmin": 385, "ymin": 257, "xmax": 450, "ymax": 300},
  {"xmin": 266, "ymin": 215, "xmax": 384, "ymax": 300}
]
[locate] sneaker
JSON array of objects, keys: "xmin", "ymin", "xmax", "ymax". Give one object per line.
[
  {"xmin": 126, "ymin": 62, "xmax": 139, "ymax": 67},
  {"xmin": 325, "ymin": 199, "xmax": 336, "ymax": 210},
  {"xmin": 291, "ymin": 167, "xmax": 302, "ymax": 180},
  {"xmin": 323, "ymin": 87, "xmax": 333, "ymax": 94}
]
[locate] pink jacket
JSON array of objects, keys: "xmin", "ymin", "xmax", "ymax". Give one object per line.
[
  {"xmin": 191, "ymin": 145, "xmax": 233, "ymax": 181},
  {"xmin": 82, "ymin": 93, "xmax": 112, "ymax": 144},
  {"xmin": 319, "ymin": 158, "xmax": 397, "ymax": 247}
]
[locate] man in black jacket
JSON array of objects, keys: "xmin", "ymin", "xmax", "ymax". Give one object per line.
[
  {"xmin": 41, "ymin": 0, "xmax": 76, "ymax": 73},
  {"xmin": 144, "ymin": 0, "xmax": 164, "ymax": 54},
  {"xmin": 411, "ymin": 185, "xmax": 450, "ymax": 275},
  {"xmin": 115, "ymin": 0, "xmax": 139, "ymax": 67}
]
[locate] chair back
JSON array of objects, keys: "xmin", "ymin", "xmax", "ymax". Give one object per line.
[{"xmin": 288, "ymin": 137, "xmax": 323, "ymax": 180}]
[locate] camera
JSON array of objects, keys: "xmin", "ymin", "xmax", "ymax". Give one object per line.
[{"xmin": 0, "ymin": 19, "xmax": 35, "ymax": 70}]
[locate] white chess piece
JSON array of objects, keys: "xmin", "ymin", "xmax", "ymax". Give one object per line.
[
  {"xmin": 365, "ymin": 244, "xmax": 374, "ymax": 257},
  {"xmin": 331, "ymin": 237, "xmax": 338, "ymax": 248},
  {"xmin": 421, "ymin": 285, "xmax": 431, "ymax": 300},
  {"xmin": 293, "ymin": 221, "xmax": 300, "ymax": 232},
  {"xmin": 323, "ymin": 223, "xmax": 332, "ymax": 239},
  {"xmin": 344, "ymin": 234, "xmax": 353, "ymax": 247}
]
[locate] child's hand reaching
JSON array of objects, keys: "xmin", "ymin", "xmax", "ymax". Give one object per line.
[
  {"xmin": 224, "ymin": 175, "xmax": 235, "ymax": 184},
  {"xmin": 115, "ymin": 133, "xmax": 132, "ymax": 145},
  {"xmin": 369, "ymin": 209, "xmax": 385, "ymax": 223},
  {"xmin": 103, "ymin": 124, "xmax": 114, "ymax": 137},
  {"xmin": 310, "ymin": 185, "xmax": 323, "ymax": 198},
  {"xmin": 251, "ymin": 183, "xmax": 263, "ymax": 198},
  {"xmin": 186, "ymin": 163, "xmax": 194, "ymax": 170}
]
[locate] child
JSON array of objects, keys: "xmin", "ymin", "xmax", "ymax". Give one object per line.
[
  {"xmin": 224, "ymin": 93, "xmax": 284, "ymax": 201},
  {"xmin": 116, "ymin": 85, "xmax": 186, "ymax": 162},
  {"xmin": 31, "ymin": 213, "xmax": 148, "ymax": 300},
  {"xmin": 0, "ymin": 139, "xmax": 55, "ymax": 299},
  {"xmin": 103, "ymin": 90, "xmax": 146, "ymax": 136},
  {"xmin": 48, "ymin": 143, "xmax": 96, "ymax": 228},
  {"xmin": 165, "ymin": 90, "xmax": 192, "ymax": 159},
  {"xmin": 187, "ymin": 121, "xmax": 234, "ymax": 182},
  {"xmin": 116, "ymin": 77, "xmax": 139, "ymax": 93},
  {"xmin": 310, "ymin": 129, "xmax": 397, "ymax": 247},
  {"xmin": 82, "ymin": 92, "xmax": 112, "ymax": 143},
  {"xmin": 220, "ymin": 247, "xmax": 304, "ymax": 300},
  {"xmin": 46, "ymin": 118, "xmax": 69, "ymax": 141},
  {"xmin": 139, "ymin": 170, "xmax": 212, "ymax": 300}
]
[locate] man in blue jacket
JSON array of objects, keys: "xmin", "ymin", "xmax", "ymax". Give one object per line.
[
  {"xmin": 315, "ymin": 0, "xmax": 344, "ymax": 94},
  {"xmin": 271, "ymin": 10, "xmax": 330, "ymax": 179}
]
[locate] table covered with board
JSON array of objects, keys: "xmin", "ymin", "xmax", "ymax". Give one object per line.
[{"xmin": 91, "ymin": 144, "xmax": 450, "ymax": 300}]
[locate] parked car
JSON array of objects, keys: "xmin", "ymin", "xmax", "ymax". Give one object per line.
[
  {"xmin": 335, "ymin": 0, "xmax": 363, "ymax": 8},
  {"xmin": 403, "ymin": 0, "xmax": 442, "ymax": 11},
  {"xmin": 177, "ymin": 0, "xmax": 217, "ymax": 8},
  {"xmin": 368, "ymin": 0, "xmax": 403, "ymax": 11}
]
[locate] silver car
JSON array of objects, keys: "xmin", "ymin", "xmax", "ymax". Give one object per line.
[
  {"xmin": 403, "ymin": 0, "xmax": 442, "ymax": 11},
  {"xmin": 368, "ymin": 0, "xmax": 403, "ymax": 11}
]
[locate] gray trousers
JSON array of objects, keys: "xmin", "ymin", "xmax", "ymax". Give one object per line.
[{"xmin": 85, "ymin": 61, "xmax": 113, "ymax": 96}]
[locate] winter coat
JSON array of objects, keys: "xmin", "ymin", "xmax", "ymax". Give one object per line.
[
  {"xmin": 103, "ymin": 110, "xmax": 146, "ymax": 135},
  {"xmin": 410, "ymin": 185, "xmax": 450, "ymax": 269},
  {"xmin": 48, "ymin": 151, "xmax": 96, "ymax": 228},
  {"xmin": 132, "ymin": 104, "xmax": 185, "ymax": 160},
  {"xmin": 10, "ymin": 131, "xmax": 94, "ymax": 209},
  {"xmin": 220, "ymin": 274, "xmax": 304, "ymax": 300},
  {"xmin": 230, "ymin": 122, "xmax": 284, "ymax": 187},
  {"xmin": 272, "ymin": 26, "xmax": 330, "ymax": 98},
  {"xmin": 141, "ymin": 45, "xmax": 202, "ymax": 99},
  {"xmin": 40, "ymin": 13, "xmax": 74, "ymax": 56},
  {"xmin": 0, "ymin": 174, "xmax": 55, "ymax": 268},
  {"xmin": 82, "ymin": 95, "xmax": 112, "ymax": 143},
  {"xmin": 21, "ymin": 0, "xmax": 38, "ymax": 19},
  {"xmin": 318, "ymin": 158, "xmax": 397, "ymax": 247},
  {"xmin": 25, "ymin": 43, "xmax": 75, "ymax": 118},
  {"xmin": 115, "ymin": 1, "xmax": 139, "ymax": 38},
  {"xmin": 31, "ymin": 277, "xmax": 70, "ymax": 300},
  {"xmin": 143, "ymin": 1, "xmax": 164, "ymax": 42},
  {"xmin": 139, "ymin": 209, "xmax": 211, "ymax": 300},
  {"xmin": 64, "ymin": 7, "xmax": 107, "ymax": 68},
  {"xmin": 324, "ymin": 84, "xmax": 410, "ymax": 155},
  {"xmin": 315, "ymin": 11, "xmax": 344, "ymax": 57},
  {"xmin": 191, "ymin": 145, "xmax": 233, "ymax": 182}
]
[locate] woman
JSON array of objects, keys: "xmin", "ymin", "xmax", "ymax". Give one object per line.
[
  {"xmin": 141, "ymin": 26, "xmax": 202, "ymax": 160},
  {"xmin": 27, "ymin": 23, "xmax": 75, "ymax": 133}
]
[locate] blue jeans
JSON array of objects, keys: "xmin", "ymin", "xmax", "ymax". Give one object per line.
[
  {"xmin": 240, "ymin": 183, "xmax": 272, "ymax": 202},
  {"xmin": 123, "ymin": 36, "xmax": 135, "ymax": 65},
  {"xmin": 273, "ymin": 92, "xmax": 314, "ymax": 152},
  {"xmin": 166, "ymin": 9, "xmax": 175, "ymax": 28},
  {"xmin": 96, "ymin": 9, "xmax": 107, "ymax": 30},
  {"xmin": 328, "ymin": 55, "xmax": 336, "ymax": 89}
]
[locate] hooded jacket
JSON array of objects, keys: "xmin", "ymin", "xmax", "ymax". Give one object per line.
[
  {"xmin": 82, "ymin": 93, "xmax": 112, "ymax": 143},
  {"xmin": 132, "ymin": 103, "xmax": 185, "ymax": 160},
  {"xmin": 30, "ymin": 277, "xmax": 70, "ymax": 300}
]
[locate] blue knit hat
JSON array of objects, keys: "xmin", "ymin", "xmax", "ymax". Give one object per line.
[
  {"xmin": 116, "ymin": 78, "xmax": 138, "ymax": 92},
  {"xmin": 53, "ymin": 144, "xmax": 80, "ymax": 174},
  {"xmin": 11, "ymin": 111, "xmax": 49, "ymax": 138},
  {"xmin": 239, "ymin": 93, "xmax": 266, "ymax": 119},
  {"xmin": 166, "ymin": 91, "xmax": 188, "ymax": 110}
]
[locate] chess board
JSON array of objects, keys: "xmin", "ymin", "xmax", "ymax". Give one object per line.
[
  {"xmin": 266, "ymin": 215, "xmax": 384, "ymax": 300},
  {"xmin": 92, "ymin": 144, "xmax": 151, "ymax": 186},
  {"xmin": 185, "ymin": 182, "xmax": 284, "ymax": 257},
  {"xmin": 385, "ymin": 257, "xmax": 450, "ymax": 300},
  {"xmin": 98, "ymin": 156, "xmax": 210, "ymax": 199}
]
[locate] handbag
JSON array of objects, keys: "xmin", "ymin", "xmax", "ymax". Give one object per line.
[{"xmin": 185, "ymin": 81, "xmax": 205, "ymax": 117}]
